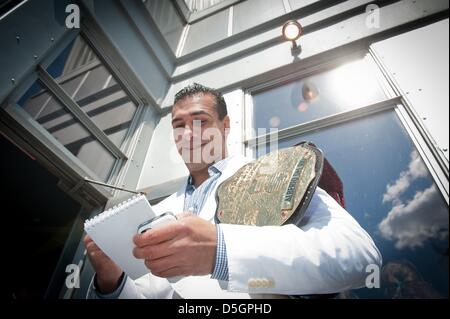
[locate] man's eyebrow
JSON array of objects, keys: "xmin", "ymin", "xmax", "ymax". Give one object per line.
[
  {"xmin": 171, "ymin": 110, "xmax": 212, "ymax": 124},
  {"xmin": 190, "ymin": 110, "xmax": 212, "ymax": 118}
]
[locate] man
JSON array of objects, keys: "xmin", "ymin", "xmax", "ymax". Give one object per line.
[{"xmin": 84, "ymin": 83, "xmax": 382, "ymax": 298}]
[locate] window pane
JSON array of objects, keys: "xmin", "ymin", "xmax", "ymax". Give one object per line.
[
  {"xmin": 18, "ymin": 81, "xmax": 115, "ymax": 181},
  {"xmin": 46, "ymin": 37, "xmax": 97, "ymax": 79},
  {"xmin": 45, "ymin": 36, "xmax": 138, "ymax": 148},
  {"xmin": 144, "ymin": 0, "xmax": 184, "ymax": 53},
  {"xmin": 256, "ymin": 110, "xmax": 449, "ymax": 298},
  {"xmin": 184, "ymin": 0, "xmax": 228, "ymax": 12},
  {"xmin": 182, "ymin": 9, "xmax": 228, "ymax": 55},
  {"xmin": 233, "ymin": 0, "xmax": 285, "ymax": 34},
  {"xmin": 252, "ymin": 58, "xmax": 387, "ymax": 131}
]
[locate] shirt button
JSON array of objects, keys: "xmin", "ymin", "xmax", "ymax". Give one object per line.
[
  {"xmin": 261, "ymin": 279, "xmax": 270, "ymax": 288},
  {"xmin": 248, "ymin": 278, "xmax": 257, "ymax": 288},
  {"xmin": 255, "ymin": 279, "xmax": 263, "ymax": 288}
]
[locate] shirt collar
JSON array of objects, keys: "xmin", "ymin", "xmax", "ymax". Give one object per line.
[{"xmin": 186, "ymin": 156, "xmax": 231, "ymax": 190}]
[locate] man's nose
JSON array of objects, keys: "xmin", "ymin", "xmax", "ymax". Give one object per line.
[
  {"xmin": 184, "ymin": 122, "xmax": 203, "ymax": 138},
  {"xmin": 182, "ymin": 125, "xmax": 193, "ymax": 140}
]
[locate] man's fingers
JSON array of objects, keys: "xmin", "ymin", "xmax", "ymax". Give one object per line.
[
  {"xmin": 145, "ymin": 255, "xmax": 177, "ymax": 274},
  {"xmin": 85, "ymin": 240, "xmax": 100, "ymax": 252},
  {"xmin": 144, "ymin": 258, "xmax": 183, "ymax": 278},
  {"xmin": 87, "ymin": 246, "xmax": 111, "ymax": 262},
  {"xmin": 153, "ymin": 267, "xmax": 185, "ymax": 278},
  {"xmin": 133, "ymin": 239, "xmax": 175, "ymax": 260},
  {"xmin": 83, "ymin": 234, "xmax": 92, "ymax": 245},
  {"xmin": 85, "ymin": 241, "xmax": 109, "ymax": 260},
  {"xmin": 133, "ymin": 222, "xmax": 185, "ymax": 247}
]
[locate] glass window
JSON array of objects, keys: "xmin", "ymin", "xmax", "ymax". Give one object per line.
[
  {"xmin": 182, "ymin": 8, "xmax": 229, "ymax": 55},
  {"xmin": 251, "ymin": 58, "xmax": 387, "ymax": 132},
  {"xmin": 255, "ymin": 110, "xmax": 449, "ymax": 298},
  {"xmin": 18, "ymin": 81, "xmax": 115, "ymax": 181},
  {"xmin": 233, "ymin": 0, "xmax": 285, "ymax": 34},
  {"xmin": 45, "ymin": 36, "xmax": 138, "ymax": 148},
  {"xmin": 144, "ymin": 0, "xmax": 185, "ymax": 53},
  {"xmin": 184, "ymin": 0, "xmax": 228, "ymax": 12}
]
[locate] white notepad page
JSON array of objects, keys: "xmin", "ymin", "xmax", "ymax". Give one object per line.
[{"xmin": 84, "ymin": 194, "xmax": 156, "ymax": 279}]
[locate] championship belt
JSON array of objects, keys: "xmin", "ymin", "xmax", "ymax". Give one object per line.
[{"xmin": 215, "ymin": 142, "xmax": 324, "ymax": 227}]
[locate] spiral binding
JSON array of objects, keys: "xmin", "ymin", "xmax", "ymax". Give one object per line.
[{"xmin": 84, "ymin": 194, "xmax": 144, "ymax": 231}]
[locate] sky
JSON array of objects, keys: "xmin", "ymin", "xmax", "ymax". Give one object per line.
[{"xmin": 258, "ymin": 110, "xmax": 449, "ymax": 298}]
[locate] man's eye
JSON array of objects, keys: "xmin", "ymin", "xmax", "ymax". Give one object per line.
[{"xmin": 192, "ymin": 120, "xmax": 207, "ymax": 126}]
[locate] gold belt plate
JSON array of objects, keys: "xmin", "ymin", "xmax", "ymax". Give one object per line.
[{"xmin": 216, "ymin": 144, "xmax": 323, "ymax": 226}]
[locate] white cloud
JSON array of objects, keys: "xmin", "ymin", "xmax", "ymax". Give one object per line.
[
  {"xmin": 382, "ymin": 150, "xmax": 428, "ymax": 204},
  {"xmin": 378, "ymin": 185, "xmax": 449, "ymax": 249},
  {"xmin": 408, "ymin": 150, "xmax": 428, "ymax": 179}
]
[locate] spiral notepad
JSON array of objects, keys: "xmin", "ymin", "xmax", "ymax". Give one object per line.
[{"xmin": 84, "ymin": 194, "xmax": 156, "ymax": 279}]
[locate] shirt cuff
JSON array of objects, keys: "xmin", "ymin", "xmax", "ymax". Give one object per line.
[
  {"xmin": 210, "ymin": 224, "xmax": 229, "ymax": 281},
  {"xmin": 92, "ymin": 272, "xmax": 127, "ymax": 299}
]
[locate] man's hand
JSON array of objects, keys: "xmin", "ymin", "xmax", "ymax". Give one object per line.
[
  {"xmin": 132, "ymin": 214, "xmax": 217, "ymax": 278},
  {"xmin": 84, "ymin": 235, "xmax": 124, "ymax": 294}
]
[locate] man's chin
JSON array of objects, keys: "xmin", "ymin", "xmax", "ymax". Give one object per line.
[
  {"xmin": 178, "ymin": 145, "xmax": 222, "ymax": 169},
  {"xmin": 185, "ymin": 161, "xmax": 210, "ymax": 172},
  {"xmin": 180, "ymin": 142, "xmax": 208, "ymax": 151}
]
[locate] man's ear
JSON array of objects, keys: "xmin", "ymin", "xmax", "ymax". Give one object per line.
[{"xmin": 223, "ymin": 115, "xmax": 230, "ymax": 132}]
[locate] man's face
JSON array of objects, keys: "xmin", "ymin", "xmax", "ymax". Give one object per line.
[{"xmin": 172, "ymin": 93, "xmax": 230, "ymax": 173}]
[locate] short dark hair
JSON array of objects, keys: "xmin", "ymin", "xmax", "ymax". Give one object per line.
[{"xmin": 173, "ymin": 83, "xmax": 227, "ymax": 120}]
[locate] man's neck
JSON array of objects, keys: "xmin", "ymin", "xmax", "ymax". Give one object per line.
[
  {"xmin": 191, "ymin": 168, "xmax": 211, "ymax": 188},
  {"xmin": 190, "ymin": 153, "xmax": 229, "ymax": 188}
]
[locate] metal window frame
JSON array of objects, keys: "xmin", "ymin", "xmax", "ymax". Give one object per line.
[
  {"xmin": 1, "ymin": 56, "xmax": 113, "ymax": 193},
  {"xmin": 227, "ymin": 5, "xmax": 234, "ymax": 37},
  {"xmin": 47, "ymin": 29, "xmax": 156, "ymax": 299},
  {"xmin": 368, "ymin": 47, "xmax": 449, "ymax": 203},
  {"xmin": 369, "ymin": 46, "xmax": 449, "ymax": 176},
  {"xmin": 35, "ymin": 29, "xmax": 148, "ymax": 161},
  {"xmin": 36, "ymin": 65, "xmax": 127, "ymax": 160},
  {"xmin": 32, "ymin": 28, "xmax": 154, "ymax": 193},
  {"xmin": 176, "ymin": 24, "xmax": 191, "ymax": 58},
  {"xmin": 1, "ymin": 26, "xmax": 149, "ymax": 191},
  {"xmin": 1, "ymin": 100, "xmax": 111, "ymax": 197},
  {"xmin": 246, "ymin": 100, "xmax": 449, "ymax": 205},
  {"xmin": 53, "ymin": 59, "xmax": 102, "ymax": 86},
  {"xmin": 247, "ymin": 50, "xmax": 368, "ymax": 95},
  {"xmin": 243, "ymin": 50, "xmax": 368, "ymax": 146},
  {"xmin": 1, "ymin": 18, "xmax": 158, "ymax": 300},
  {"xmin": 78, "ymin": 25, "xmax": 156, "ymax": 195},
  {"xmin": 245, "ymin": 97, "xmax": 402, "ymax": 148},
  {"xmin": 243, "ymin": 51, "xmax": 449, "ymax": 203},
  {"xmin": 394, "ymin": 102, "xmax": 449, "ymax": 204}
]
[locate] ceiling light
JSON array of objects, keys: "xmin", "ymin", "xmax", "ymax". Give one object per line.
[{"xmin": 282, "ymin": 20, "xmax": 303, "ymax": 50}]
